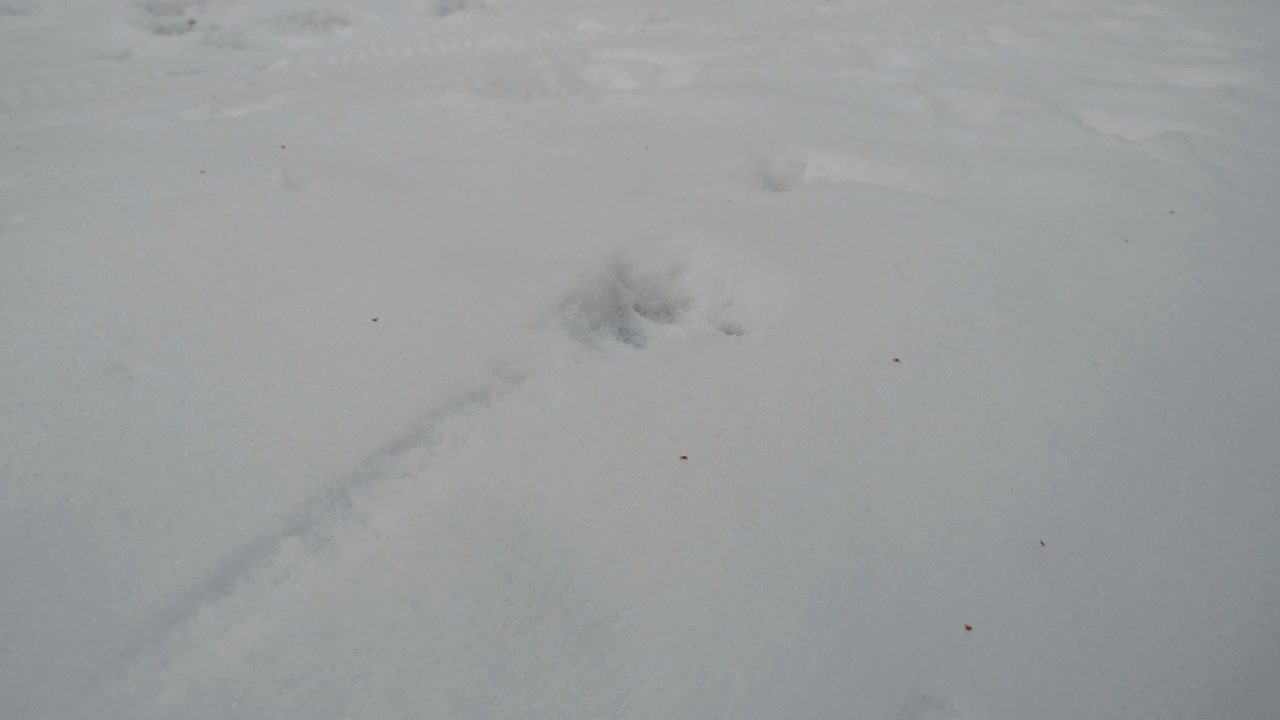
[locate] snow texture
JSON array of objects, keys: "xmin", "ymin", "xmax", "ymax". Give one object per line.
[{"xmin": 2, "ymin": 1, "xmax": 1279, "ymax": 719}]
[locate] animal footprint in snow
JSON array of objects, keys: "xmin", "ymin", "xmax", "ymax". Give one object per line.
[
  {"xmin": 560, "ymin": 244, "xmax": 774, "ymax": 349},
  {"xmin": 561, "ymin": 256, "xmax": 693, "ymax": 348}
]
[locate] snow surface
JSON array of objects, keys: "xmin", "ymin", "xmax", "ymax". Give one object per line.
[{"xmin": 3, "ymin": 1, "xmax": 1279, "ymax": 718}]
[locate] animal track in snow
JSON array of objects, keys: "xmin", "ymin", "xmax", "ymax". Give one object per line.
[
  {"xmin": 559, "ymin": 245, "xmax": 770, "ymax": 349},
  {"xmin": 99, "ymin": 242, "xmax": 775, "ymax": 693},
  {"xmin": 561, "ymin": 257, "xmax": 701, "ymax": 348}
]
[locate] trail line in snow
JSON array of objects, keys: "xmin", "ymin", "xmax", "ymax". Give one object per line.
[{"xmin": 79, "ymin": 245, "xmax": 764, "ymax": 706}]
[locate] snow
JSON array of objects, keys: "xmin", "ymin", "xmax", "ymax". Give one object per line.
[{"xmin": 3, "ymin": 1, "xmax": 1279, "ymax": 718}]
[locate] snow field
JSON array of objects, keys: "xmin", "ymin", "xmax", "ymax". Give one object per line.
[{"xmin": 3, "ymin": 1, "xmax": 1279, "ymax": 718}]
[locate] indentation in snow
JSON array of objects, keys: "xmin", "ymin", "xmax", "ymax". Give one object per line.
[
  {"xmin": 751, "ymin": 147, "xmax": 942, "ymax": 197},
  {"xmin": 559, "ymin": 241, "xmax": 776, "ymax": 349},
  {"xmin": 561, "ymin": 255, "xmax": 695, "ymax": 348}
]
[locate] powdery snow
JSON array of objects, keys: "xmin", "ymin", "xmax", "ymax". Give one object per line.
[{"xmin": 2, "ymin": 1, "xmax": 1279, "ymax": 719}]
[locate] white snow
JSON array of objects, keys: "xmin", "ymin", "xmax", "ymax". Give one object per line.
[{"xmin": 3, "ymin": 1, "xmax": 1279, "ymax": 718}]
